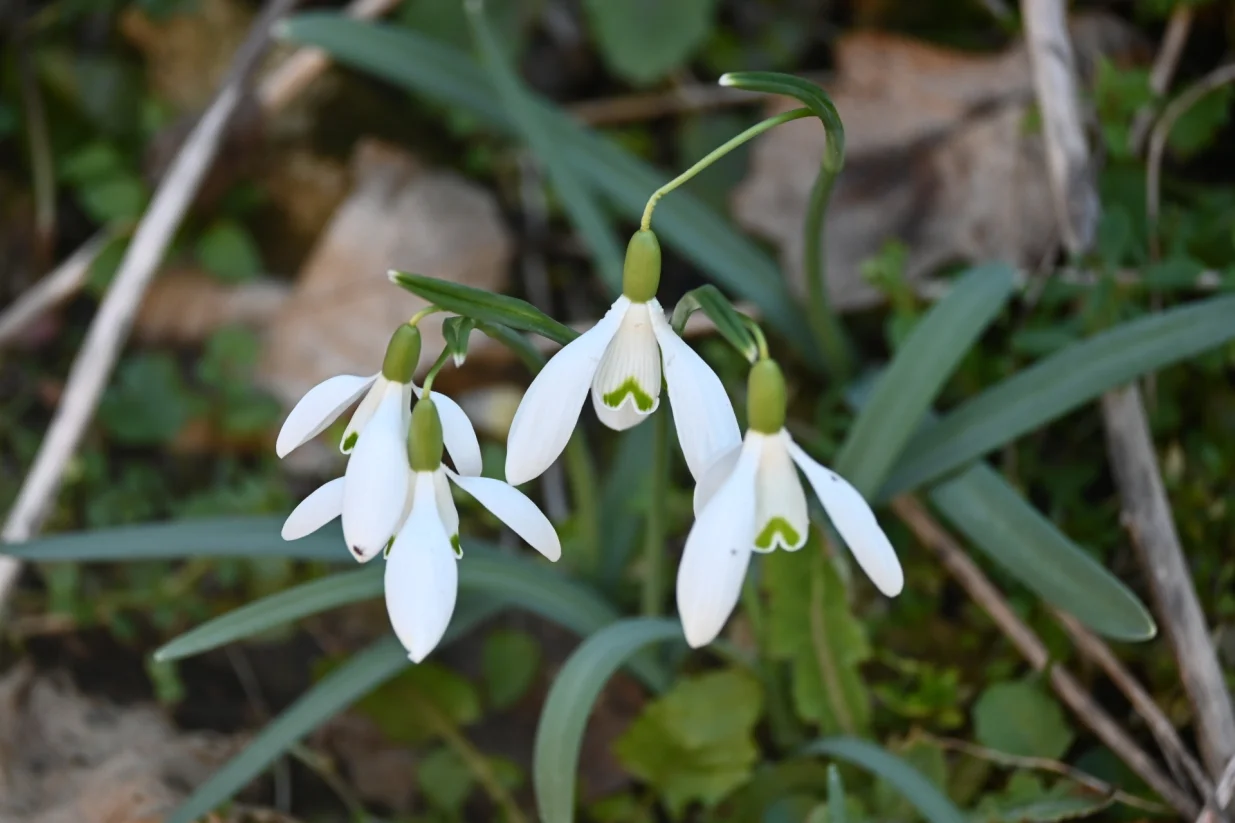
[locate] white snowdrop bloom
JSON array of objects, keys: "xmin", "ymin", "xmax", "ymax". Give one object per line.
[
  {"xmin": 274, "ymin": 324, "xmax": 482, "ymax": 559},
  {"xmin": 676, "ymin": 360, "xmax": 903, "ymax": 649},
  {"xmin": 505, "ymin": 230, "xmax": 740, "ymax": 486}
]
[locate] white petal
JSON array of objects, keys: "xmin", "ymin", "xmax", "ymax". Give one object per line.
[
  {"xmin": 446, "ymin": 468, "xmax": 561, "ymax": 561},
  {"xmin": 414, "ymin": 386, "xmax": 483, "ymax": 477},
  {"xmin": 590, "ymin": 301, "xmax": 661, "ymax": 431},
  {"xmin": 505, "ymin": 297, "xmax": 630, "ymax": 485},
  {"xmin": 342, "ymin": 383, "xmax": 410, "ymax": 560},
  {"xmin": 787, "ymin": 438, "xmax": 904, "ymax": 597},
  {"xmin": 675, "ymin": 433, "xmax": 763, "ymax": 648},
  {"xmin": 340, "ymin": 378, "xmax": 388, "ymax": 454},
  {"xmin": 692, "ymin": 444, "xmax": 741, "ymax": 516},
  {"xmin": 276, "ymin": 374, "xmax": 376, "ymax": 458},
  {"xmin": 281, "ymin": 477, "xmax": 345, "ymax": 541},
  {"xmin": 385, "ymin": 472, "xmax": 458, "ymax": 663},
  {"xmin": 753, "ymin": 432, "xmax": 809, "ymax": 552},
  {"xmin": 649, "ymin": 306, "xmax": 741, "ymax": 482},
  {"xmin": 434, "ymin": 469, "xmax": 461, "ymax": 556}
]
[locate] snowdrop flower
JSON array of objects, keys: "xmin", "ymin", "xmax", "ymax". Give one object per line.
[
  {"xmin": 677, "ymin": 359, "xmax": 903, "ymax": 648},
  {"xmin": 274, "ymin": 324, "xmax": 482, "ymax": 558},
  {"xmin": 505, "ymin": 229, "xmax": 740, "ymax": 485}
]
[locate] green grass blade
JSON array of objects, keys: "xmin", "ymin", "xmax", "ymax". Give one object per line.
[
  {"xmin": 533, "ymin": 617, "xmax": 683, "ymax": 823},
  {"xmin": 465, "ymin": 0, "xmax": 622, "ymax": 292},
  {"xmin": 881, "ymin": 294, "xmax": 1235, "ymax": 497},
  {"xmin": 800, "ymin": 737, "xmax": 966, "ymax": 823},
  {"xmin": 827, "ymin": 764, "xmax": 848, "ymax": 823},
  {"xmin": 166, "ymin": 601, "xmax": 497, "ymax": 823},
  {"xmin": 392, "ymin": 271, "xmax": 578, "ymax": 345},
  {"xmin": 834, "ymin": 263, "xmax": 1016, "ymax": 497},
  {"xmin": 928, "ymin": 463, "xmax": 1156, "ymax": 641},
  {"xmin": 155, "ymin": 566, "xmax": 384, "ymax": 661},
  {"xmin": 279, "ymin": 15, "xmax": 815, "ymax": 359},
  {"xmin": 5, "ymin": 517, "xmax": 344, "ymax": 562}
]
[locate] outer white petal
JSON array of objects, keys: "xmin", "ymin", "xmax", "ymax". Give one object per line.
[
  {"xmin": 590, "ymin": 301, "xmax": 661, "ymax": 431},
  {"xmin": 649, "ymin": 307, "xmax": 741, "ymax": 482},
  {"xmin": 446, "ymin": 468, "xmax": 561, "ymax": 561},
  {"xmin": 414, "ymin": 386, "xmax": 483, "ymax": 477},
  {"xmin": 342, "ymin": 382, "xmax": 410, "ymax": 560},
  {"xmin": 433, "ymin": 469, "xmax": 461, "ymax": 556},
  {"xmin": 385, "ymin": 472, "xmax": 459, "ymax": 663},
  {"xmin": 276, "ymin": 374, "xmax": 376, "ymax": 458},
  {"xmin": 340, "ymin": 378, "xmax": 388, "ymax": 454},
  {"xmin": 753, "ymin": 431, "xmax": 809, "ymax": 552},
  {"xmin": 675, "ymin": 433, "xmax": 763, "ymax": 648},
  {"xmin": 787, "ymin": 438, "xmax": 904, "ymax": 597},
  {"xmin": 505, "ymin": 297, "xmax": 630, "ymax": 485},
  {"xmin": 692, "ymin": 444, "xmax": 741, "ymax": 516},
  {"xmin": 281, "ymin": 477, "xmax": 345, "ymax": 541}
]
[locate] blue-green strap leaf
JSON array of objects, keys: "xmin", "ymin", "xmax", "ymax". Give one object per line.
[
  {"xmin": 391, "ymin": 270, "xmax": 577, "ymax": 345},
  {"xmin": 670, "ymin": 284, "xmax": 758, "ymax": 361},
  {"xmin": 533, "ymin": 618, "xmax": 684, "ymax": 823}
]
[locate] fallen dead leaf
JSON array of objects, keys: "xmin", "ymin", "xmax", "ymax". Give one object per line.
[
  {"xmin": 731, "ymin": 13, "xmax": 1144, "ymax": 309},
  {"xmin": 0, "ymin": 663, "xmax": 241, "ymax": 823},
  {"xmin": 135, "ymin": 269, "xmax": 291, "ymax": 345}
]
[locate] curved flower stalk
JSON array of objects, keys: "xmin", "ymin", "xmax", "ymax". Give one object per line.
[
  {"xmin": 677, "ymin": 359, "xmax": 903, "ymax": 648},
  {"xmin": 505, "ymin": 230, "xmax": 741, "ymax": 486},
  {"xmin": 285, "ymin": 397, "xmax": 561, "ymax": 662},
  {"xmin": 274, "ymin": 323, "xmax": 483, "ymax": 558}
]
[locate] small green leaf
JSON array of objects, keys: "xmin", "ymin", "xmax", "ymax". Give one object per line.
[
  {"xmin": 78, "ymin": 174, "xmax": 148, "ymax": 223},
  {"xmin": 418, "ymin": 746, "xmax": 475, "ymax": 812},
  {"xmin": 391, "ymin": 270, "xmax": 577, "ymax": 345},
  {"xmin": 973, "ymin": 681, "xmax": 1074, "ymax": 759},
  {"xmin": 442, "ymin": 315, "xmax": 478, "ymax": 367},
  {"xmin": 671, "ymin": 284, "xmax": 758, "ymax": 361},
  {"xmin": 196, "ymin": 220, "xmax": 263, "ymax": 282},
  {"xmin": 973, "ymin": 773, "xmax": 1114, "ymax": 823},
  {"xmin": 533, "ymin": 618, "xmax": 684, "ymax": 823},
  {"xmin": 1165, "ymin": 84, "xmax": 1233, "ymax": 159},
  {"xmin": 581, "ymin": 0, "xmax": 718, "ymax": 85},
  {"xmin": 615, "ymin": 669, "xmax": 764, "ymax": 816},
  {"xmin": 482, "ymin": 628, "xmax": 541, "ymax": 710},
  {"xmin": 764, "ymin": 539, "xmax": 870, "ymax": 735},
  {"xmin": 801, "ymin": 737, "xmax": 966, "ymax": 823},
  {"xmin": 356, "ymin": 661, "xmax": 481, "ymax": 743},
  {"xmin": 834, "ymin": 263, "xmax": 1016, "ymax": 497},
  {"xmin": 882, "ymin": 294, "xmax": 1235, "ymax": 497},
  {"xmin": 99, "ymin": 353, "xmax": 195, "ymax": 445}
]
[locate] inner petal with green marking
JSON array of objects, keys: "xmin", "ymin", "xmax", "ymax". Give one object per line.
[
  {"xmin": 450, "ymin": 533, "xmax": 462, "ymax": 558},
  {"xmin": 602, "ymin": 376, "xmax": 657, "ymax": 411},
  {"xmin": 755, "ymin": 516, "xmax": 801, "ymax": 552}
]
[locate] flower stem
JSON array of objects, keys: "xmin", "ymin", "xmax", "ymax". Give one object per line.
[
  {"xmin": 742, "ymin": 317, "xmax": 770, "ymax": 361},
  {"xmin": 420, "ymin": 347, "xmax": 452, "ymax": 394},
  {"xmin": 803, "ymin": 169, "xmax": 852, "ymax": 378},
  {"xmin": 640, "ymin": 108, "xmax": 812, "ymax": 231},
  {"xmin": 408, "ymin": 305, "xmax": 443, "ymax": 327},
  {"xmin": 564, "ymin": 430, "xmax": 602, "ymax": 578},
  {"xmin": 641, "ymin": 409, "xmax": 671, "ymax": 615}
]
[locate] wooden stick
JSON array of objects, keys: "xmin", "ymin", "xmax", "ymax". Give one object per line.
[
  {"xmin": 0, "ymin": 0, "xmax": 301, "ymax": 605},
  {"xmin": 892, "ymin": 495, "xmax": 1198, "ymax": 818}
]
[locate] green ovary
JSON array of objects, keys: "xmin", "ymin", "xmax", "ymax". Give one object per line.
[
  {"xmin": 755, "ymin": 516, "xmax": 800, "ymax": 551},
  {"xmin": 602, "ymin": 377, "xmax": 656, "ymax": 412}
]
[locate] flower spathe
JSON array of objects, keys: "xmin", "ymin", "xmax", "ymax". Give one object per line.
[
  {"xmin": 505, "ymin": 232, "xmax": 740, "ymax": 486},
  {"xmin": 283, "ymin": 397, "xmax": 561, "ymax": 662},
  {"xmin": 274, "ymin": 324, "xmax": 483, "ymax": 558},
  {"xmin": 677, "ymin": 361, "xmax": 903, "ymax": 649}
]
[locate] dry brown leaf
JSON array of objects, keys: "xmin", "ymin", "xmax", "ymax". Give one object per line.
[
  {"xmin": 731, "ymin": 15, "xmax": 1143, "ymax": 310},
  {"xmin": 134, "ymin": 269, "xmax": 291, "ymax": 344},
  {"xmin": 0, "ymin": 664, "xmax": 241, "ymax": 823}
]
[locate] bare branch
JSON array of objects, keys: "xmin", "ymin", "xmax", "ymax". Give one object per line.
[{"xmin": 1129, "ymin": 4, "xmax": 1194, "ymax": 155}]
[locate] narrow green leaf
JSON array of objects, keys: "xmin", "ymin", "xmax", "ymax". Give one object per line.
[
  {"xmin": 533, "ymin": 618, "xmax": 684, "ymax": 823},
  {"xmin": 5, "ymin": 517, "xmax": 343, "ymax": 562},
  {"xmin": 476, "ymin": 320, "xmax": 552, "ymax": 370},
  {"xmin": 827, "ymin": 765, "xmax": 848, "ymax": 823},
  {"xmin": 834, "ymin": 263, "xmax": 1016, "ymax": 497},
  {"xmin": 391, "ymin": 270, "xmax": 577, "ymax": 346},
  {"xmin": 929, "ymin": 464, "xmax": 1156, "ymax": 641},
  {"xmin": 882, "ymin": 294, "xmax": 1235, "ymax": 497},
  {"xmin": 671, "ymin": 284, "xmax": 758, "ymax": 361},
  {"xmin": 167, "ymin": 602, "xmax": 496, "ymax": 823},
  {"xmin": 155, "ymin": 566, "xmax": 382, "ymax": 661},
  {"xmin": 280, "ymin": 16, "xmax": 815, "ymax": 359},
  {"xmin": 720, "ymin": 72, "xmax": 844, "ymax": 173},
  {"xmin": 801, "ymin": 737, "xmax": 967, "ymax": 823},
  {"xmin": 466, "ymin": 0, "xmax": 623, "ymax": 291}
]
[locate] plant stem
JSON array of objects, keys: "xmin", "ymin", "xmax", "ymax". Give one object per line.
[
  {"xmin": 564, "ymin": 430, "xmax": 602, "ymax": 578},
  {"xmin": 420, "ymin": 347, "xmax": 452, "ymax": 394},
  {"xmin": 803, "ymin": 169, "xmax": 852, "ymax": 378},
  {"xmin": 641, "ymin": 410, "xmax": 670, "ymax": 615},
  {"xmin": 641, "ymin": 108, "xmax": 811, "ymax": 231}
]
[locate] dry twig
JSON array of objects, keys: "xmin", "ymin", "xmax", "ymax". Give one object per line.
[
  {"xmin": 0, "ymin": 232, "xmax": 112, "ymax": 347},
  {"xmin": 892, "ymin": 495, "xmax": 1199, "ymax": 818},
  {"xmin": 1128, "ymin": 4, "xmax": 1194, "ymax": 155},
  {"xmin": 0, "ymin": 0, "xmax": 301, "ymax": 606}
]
